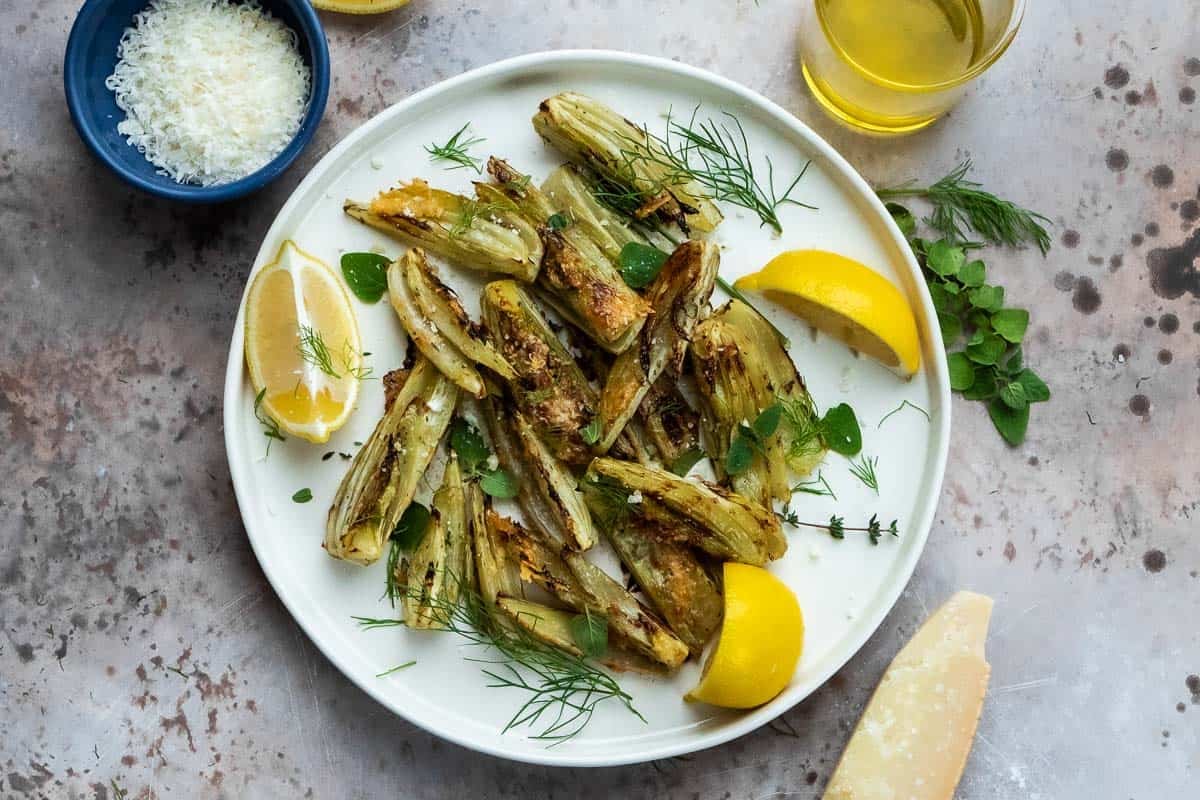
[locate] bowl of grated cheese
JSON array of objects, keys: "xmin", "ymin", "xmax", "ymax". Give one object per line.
[{"xmin": 64, "ymin": 0, "xmax": 330, "ymax": 203}]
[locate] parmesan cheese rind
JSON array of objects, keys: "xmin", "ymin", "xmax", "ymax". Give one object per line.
[{"xmin": 823, "ymin": 591, "xmax": 993, "ymax": 800}]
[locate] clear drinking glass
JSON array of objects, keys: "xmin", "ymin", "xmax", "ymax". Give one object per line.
[{"xmin": 798, "ymin": 0, "xmax": 1025, "ymax": 134}]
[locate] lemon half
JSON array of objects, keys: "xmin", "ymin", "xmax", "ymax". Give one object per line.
[
  {"xmin": 735, "ymin": 250, "xmax": 921, "ymax": 376},
  {"xmin": 686, "ymin": 563, "xmax": 804, "ymax": 709},
  {"xmin": 244, "ymin": 240, "xmax": 362, "ymax": 444}
]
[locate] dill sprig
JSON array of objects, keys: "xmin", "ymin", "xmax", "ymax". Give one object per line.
[
  {"xmin": 791, "ymin": 470, "xmax": 836, "ymax": 500},
  {"xmin": 384, "ymin": 538, "xmax": 403, "ymax": 608},
  {"xmin": 877, "ymin": 160, "xmax": 1051, "ymax": 254},
  {"xmin": 354, "ymin": 576, "xmax": 643, "ymax": 742},
  {"xmin": 778, "ymin": 394, "xmax": 826, "ymax": 469},
  {"xmin": 341, "ymin": 341, "xmax": 374, "ymax": 380},
  {"xmin": 297, "ymin": 325, "xmax": 340, "ymax": 378},
  {"xmin": 450, "ymin": 198, "xmax": 517, "ymax": 239},
  {"xmin": 618, "ymin": 106, "xmax": 815, "ymax": 235},
  {"xmin": 583, "ymin": 474, "xmax": 635, "ymax": 526},
  {"xmin": 776, "ymin": 508, "xmax": 899, "ymax": 545},
  {"xmin": 849, "ymin": 454, "xmax": 880, "ymax": 493},
  {"xmin": 252, "ymin": 388, "xmax": 287, "ymax": 455},
  {"xmin": 425, "ymin": 122, "xmax": 485, "ymax": 173},
  {"xmin": 376, "ymin": 661, "xmax": 416, "ymax": 677},
  {"xmin": 877, "ymin": 399, "xmax": 931, "ymax": 428}
]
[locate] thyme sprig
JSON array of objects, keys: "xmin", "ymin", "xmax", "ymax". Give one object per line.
[
  {"xmin": 355, "ymin": 575, "xmax": 643, "ymax": 743},
  {"xmin": 425, "ymin": 122, "xmax": 486, "ymax": 173},
  {"xmin": 877, "ymin": 160, "xmax": 1051, "ymax": 254},
  {"xmin": 776, "ymin": 508, "xmax": 899, "ymax": 546}
]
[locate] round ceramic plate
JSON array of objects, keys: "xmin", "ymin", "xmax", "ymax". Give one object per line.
[{"xmin": 223, "ymin": 50, "xmax": 950, "ymax": 767}]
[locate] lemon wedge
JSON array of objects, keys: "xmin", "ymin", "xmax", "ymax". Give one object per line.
[
  {"xmin": 311, "ymin": 0, "xmax": 410, "ymax": 13},
  {"xmin": 244, "ymin": 240, "xmax": 362, "ymax": 444},
  {"xmin": 734, "ymin": 250, "xmax": 921, "ymax": 376},
  {"xmin": 686, "ymin": 563, "xmax": 804, "ymax": 709}
]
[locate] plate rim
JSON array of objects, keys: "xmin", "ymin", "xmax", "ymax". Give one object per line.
[{"xmin": 222, "ymin": 48, "xmax": 951, "ymax": 767}]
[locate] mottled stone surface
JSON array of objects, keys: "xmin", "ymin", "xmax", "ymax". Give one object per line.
[{"xmin": 2, "ymin": 1, "xmax": 1198, "ymax": 798}]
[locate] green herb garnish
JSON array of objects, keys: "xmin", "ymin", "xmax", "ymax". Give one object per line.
[
  {"xmin": 791, "ymin": 470, "xmax": 836, "ymax": 500},
  {"xmin": 297, "ymin": 325, "xmax": 340, "ymax": 378},
  {"xmin": 580, "ymin": 417, "xmax": 602, "ymax": 445},
  {"xmin": 725, "ymin": 403, "xmax": 783, "ymax": 476},
  {"xmin": 547, "ymin": 212, "xmax": 571, "ymax": 231},
  {"xmin": 384, "ymin": 502, "xmax": 433, "ymax": 607},
  {"xmin": 449, "ymin": 198, "xmax": 516, "ymax": 239},
  {"xmin": 877, "ymin": 160, "xmax": 1052, "ymax": 254},
  {"xmin": 424, "ymin": 122, "xmax": 485, "ymax": 173},
  {"xmin": 877, "ymin": 400, "xmax": 931, "ymax": 428},
  {"xmin": 776, "ymin": 509, "xmax": 898, "ymax": 545},
  {"xmin": 376, "ymin": 661, "xmax": 417, "ymax": 677},
  {"xmin": 619, "ymin": 242, "xmax": 669, "ymax": 289},
  {"xmin": 624, "ymin": 106, "xmax": 815, "ymax": 234},
  {"xmin": 669, "ymin": 445, "xmax": 707, "ymax": 476},
  {"xmin": 848, "ymin": 454, "xmax": 880, "ymax": 494},
  {"xmin": 355, "ymin": 574, "xmax": 642, "ymax": 742},
  {"xmin": 292, "ymin": 488, "xmax": 313, "ymax": 503},
  {"xmin": 449, "ymin": 418, "xmax": 519, "ymax": 499},
  {"xmin": 568, "ymin": 609, "xmax": 609, "ymax": 658},
  {"xmin": 252, "ymin": 387, "xmax": 287, "ymax": 455},
  {"xmin": 340, "ymin": 252, "xmax": 390, "ymax": 303},
  {"xmin": 817, "ymin": 403, "xmax": 862, "ymax": 456}
]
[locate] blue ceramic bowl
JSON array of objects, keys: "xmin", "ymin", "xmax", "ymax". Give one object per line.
[{"xmin": 64, "ymin": 0, "xmax": 330, "ymax": 204}]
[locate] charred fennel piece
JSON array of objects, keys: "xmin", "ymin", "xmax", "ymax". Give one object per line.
[
  {"xmin": 597, "ymin": 240, "xmax": 718, "ymax": 452},
  {"xmin": 404, "ymin": 250, "xmax": 515, "ymax": 380},
  {"xmin": 480, "ymin": 280, "xmax": 597, "ymax": 466},
  {"xmin": 585, "ymin": 457, "xmax": 786, "ymax": 566},
  {"xmin": 388, "ymin": 251, "xmax": 486, "ymax": 398},
  {"xmin": 399, "ymin": 453, "xmax": 471, "ymax": 628},
  {"xmin": 691, "ymin": 308, "xmax": 785, "ymax": 506},
  {"xmin": 601, "ymin": 512, "xmax": 722, "ymax": 655},
  {"xmin": 510, "ymin": 405, "xmax": 597, "ymax": 551},
  {"xmin": 495, "ymin": 597, "xmax": 583, "ymax": 657},
  {"xmin": 532, "ymin": 92, "xmax": 723, "ymax": 235},
  {"xmin": 325, "ymin": 359, "xmax": 458, "ymax": 565},
  {"xmin": 344, "ymin": 179, "xmax": 542, "ymax": 281},
  {"xmin": 468, "ymin": 482, "xmax": 522, "ymax": 606},
  {"xmin": 493, "ymin": 512, "xmax": 687, "ymax": 668},
  {"xmin": 638, "ymin": 374, "xmax": 702, "ymax": 469},
  {"xmin": 720, "ymin": 299, "xmax": 825, "ymax": 479},
  {"xmin": 541, "ymin": 163, "xmax": 647, "ymax": 264},
  {"xmin": 487, "ymin": 158, "xmax": 649, "ymax": 354}
]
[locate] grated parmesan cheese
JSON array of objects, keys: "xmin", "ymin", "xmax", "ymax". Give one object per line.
[{"xmin": 105, "ymin": 0, "xmax": 311, "ymax": 187}]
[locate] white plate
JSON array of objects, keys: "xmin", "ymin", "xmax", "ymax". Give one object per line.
[{"xmin": 222, "ymin": 50, "xmax": 950, "ymax": 767}]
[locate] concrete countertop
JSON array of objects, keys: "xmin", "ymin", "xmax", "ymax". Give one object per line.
[{"xmin": 1, "ymin": 1, "xmax": 1196, "ymax": 797}]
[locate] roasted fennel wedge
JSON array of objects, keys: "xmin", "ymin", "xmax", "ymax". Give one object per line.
[
  {"xmin": 403, "ymin": 249, "xmax": 515, "ymax": 381},
  {"xmin": 468, "ymin": 482, "xmax": 522, "ymax": 606},
  {"xmin": 388, "ymin": 251, "xmax": 486, "ymax": 398},
  {"xmin": 541, "ymin": 163, "xmax": 646, "ymax": 264},
  {"xmin": 532, "ymin": 92, "xmax": 723, "ymax": 235},
  {"xmin": 597, "ymin": 240, "xmax": 718, "ymax": 452},
  {"xmin": 495, "ymin": 597, "xmax": 583, "ymax": 657},
  {"xmin": 398, "ymin": 453, "xmax": 471, "ymax": 628},
  {"xmin": 487, "ymin": 158, "xmax": 649, "ymax": 354},
  {"xmin": 325, "ymin": 359, "xmax": 458, "ymax": 565},
  {"xmin": 344, "ymin": 179, "xmax": 541, "ymax": 281},
  {"xmin": 494, "ymin": 512, "xmax": 687, "ymax": 668},
  {"xmin": 584, "ymin": 457, "xmax": 786, "ymax": 566},
  {"xmin": 480, "ymin": 280, "xmax": 597, "ymax": 466},
  {"xmin": 639, "ymin": 374, "xmax": 702, "ymax": 470},
  {"xmin": 600, "ymin": 512, "xmax": 722, "ymax": 655}
]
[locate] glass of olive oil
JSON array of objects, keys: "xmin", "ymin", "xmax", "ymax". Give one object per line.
[{"xmin": 798, "ymin": 0, "xmax": 1024, "ymax": 134}]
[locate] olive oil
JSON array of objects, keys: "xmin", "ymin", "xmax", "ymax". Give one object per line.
[
  {"xmin": 817, "ymin": 0, "xmax": 983, "ymax": 87},
  {"xmin": 799, "ymin": 0, "xmax": 1005, "ymax": 134}
]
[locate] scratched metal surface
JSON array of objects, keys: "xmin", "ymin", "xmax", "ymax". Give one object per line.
[{"xmin": 1, "ymin": 1, "xmax": 1197, "ymax": 797}]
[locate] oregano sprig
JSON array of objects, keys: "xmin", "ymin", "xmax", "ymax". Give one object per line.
[{"xmin": 449, "ymin": 418, "xmax": 519, "ymax": 499}]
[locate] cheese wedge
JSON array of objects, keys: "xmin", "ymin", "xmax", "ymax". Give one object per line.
[{"xmin": 823, "ymin": 591, "xmax": 993, "ymax": 800}]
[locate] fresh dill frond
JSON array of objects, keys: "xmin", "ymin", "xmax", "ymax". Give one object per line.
[
  {"xmin": 341, "ymin": 340, "xmax": 374, "ymax": 381},
  {"xmin": 583, "ymin": 474, "xmax": 635, "ymax": 526},
  {"xmin": 297, "ymin": 325, "xmax": 340, "ymax": 378},
  {"xmin": 384, "ymin": 538, "xmax": 403, "ymax": 608},
  {"xmin": 425, "ymin": 122, "xmax": 486, "ymax": 173},
  {"xmin": 877, "ymin": 399, "xmax": 931, "ymax": 428},
  {"xmin": 791, "ymin": 470, "xmax": 836, "ymax": 500},
  {"xmin": 252, "ymin": 388, "xmax": 287, "ymax": 455},
  {"xmin": 618, "ymin": 106, "xmax": 815, "ymax": 235},
  {"xmin": 355, "ymin": 573, "xmax": 642, "ymax": 742},
  {"xmin": 450, "ymin": 198, "xmax": 517, "ymax": 239},
  {"xmin": 776, "ymin": 507, "xmax": 898, "ymax": 545},
  {"xmin": 877, "ymin": 160, "xmax": 1051, "ymax": 254},
  {"xmin": 848, "ymin": 454, "xmax": 880, "ymax": 493},
  {"xmin": 779, "ymin": 394, "xmax": 825, "ymax": 469},
  {"xmin": 376, "ymin": 661, "xmax": 416, "ymax": 677}
]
